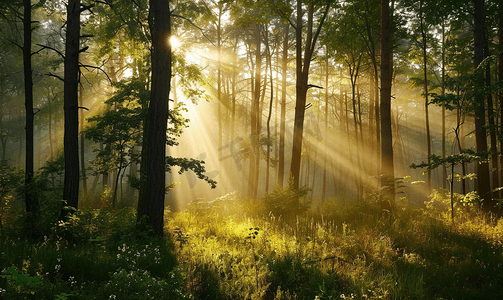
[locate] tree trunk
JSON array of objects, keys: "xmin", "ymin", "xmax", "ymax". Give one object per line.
[
  {"xmin": 23, "ymin": 0, "xmax": 39, "ymax": 234},
  {"xmin": 291, "ymin": 1, "xmax": 329, "ymax": 189},
  {"xmin": 473, "ymin": 0, "xmax": 493, "ymax": 212},
  {"xmin": 79, "ymin": 81, "xmax": 88, "ymax": 199},
  {"xmin": 419, "ymin": 2, "xmax": 432, "ymax": 195},
  {"xmin": 441, "ymin": 21, "xmax": 447, "ymax": 190},
  {"xmin": 265, "ymin": 29, "xmax": 274, "ymax": 194},
  {"xmin": 278, "ymin": 23, "xmax": 288, "ymax": 189},
  {"xmin": 322, "ymin": 52, "xmax": 329, "ymax": 201},
  {"xmin": 62, "ymin": 0, "xmax": 81, "ymax": 212},
  {"xmin": 499, "ymin": 6, "xmax": 503, "ymax": 200},
  {"xmin": 484, "ymin": 36, "xmax": 498, "ymax": 200},
  {"xmin": 380, "ymin": 0, "xmax": 394, "ymax": 208},
  {"xmin": 140, "ymin": 0, "xmax": 171, "ymax": 236}
]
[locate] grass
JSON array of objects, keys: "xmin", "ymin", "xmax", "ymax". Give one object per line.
[{"xmin": 1, "ymin": 189, "xmax": 503, "ymax": 299}]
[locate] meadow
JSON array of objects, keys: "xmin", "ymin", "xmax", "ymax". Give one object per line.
[{"xmin": 1, "ymin": 188, "xmax": 503, "ymax": 299}]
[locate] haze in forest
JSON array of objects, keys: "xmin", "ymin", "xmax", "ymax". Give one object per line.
[{"xmin": 0, "ymin": 0, "xmax": 501, "ymax": 221}]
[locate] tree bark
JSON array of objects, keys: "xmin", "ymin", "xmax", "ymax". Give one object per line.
[
  {"xmin": 419, "ymin": 1, "xmax": 432, "ymax": 195},
  {"xmin": 278, "ymin": 23, "xmax": 289, "ymax": 189},
  {"xmin": 79, "ymin": 81, "xmax": 88, "ymax": 199},
  {"xmin": 63, "ymin": 0, "xmax": 81, "ymax": 212},
  {"xmin": 484, "ymin": 35, "xmax": 498, "ymax": 200},
  {"xmin": 473, "ymin": 0, "xmax": 493, "ymax": 212},
  {"xmin": 380, "ymin": 0, "xmax": 394, "ymax": 208},
  {"xmin": 291, "ymin": 1, "xmax": 329, "ymax": 189},
  {"xmin": 498, "ymin": 5, "xmax": 503, "ymax": 200},
  {"xmin": 23, "ymin": 0, "xmax": 39, "ymax": 234},
  {"xmin": 140, "ymin": 0, "xmax": 171, "ymax": 236},
  {"xmin": 321, "ymin": 51, "xmax": 329, "ymax": 201}
]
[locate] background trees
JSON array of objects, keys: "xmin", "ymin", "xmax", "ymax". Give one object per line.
[{"xmin": 0, "ymin": 0, "xmax": 502, "ymax": 237}]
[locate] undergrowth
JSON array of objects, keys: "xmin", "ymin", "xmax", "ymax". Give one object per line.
[
  {"xmin": 169, "ymin": 189, "xmax": 503, "ymax": 299},
  {"xmin": 1, "ymin": 187, "xmax": 503, "ymax": 299}
]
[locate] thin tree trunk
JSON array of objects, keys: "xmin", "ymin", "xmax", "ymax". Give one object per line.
[
  {"xmin": 441, "ymin": 21, "xmax": 447, "ymax": 190},
  {"xmin": 79, "ymin": 80, "xmax": 88, "ymax": 199},
  {"xmin": 265, "ymin": 29, "xmax": 274, "ymax": 194},
  {"xmin": 322, "ymin": 52, "xmax": 329, "ymax": 201},
  {"xmin": 248, "ymin": 24, "xmax": 261, "ymax": 199},
  {"xmin": 419, "ymin": 2, "xmax": 432, "ymax": 195},
  {"xmin": 498, "ymin": 8, "xmax": 503, "ymax": 200},
  {"xmin": 23, "ymin": 0, "xmax": 38, "ymax": 235},
  {"xmin": 278, "ymin": 23, "xmax": 288, "ymax": 189}
]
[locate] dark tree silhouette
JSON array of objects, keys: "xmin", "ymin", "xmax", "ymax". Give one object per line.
[
  {"xmin": 380, "ymin": 0, "xmax": 394, "ymax": 208},
  {"xmin": 138, "ymin": 0, "xmax": 172, "ymax": 236},
  {"xmin": 62, "ymin": 0, "xmax": 81, "ymax": 212}
]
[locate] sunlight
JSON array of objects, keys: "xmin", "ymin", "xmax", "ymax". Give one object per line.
[{"xmin": 170, "ymin": 36, "xmax": 182, "ymax": 49}]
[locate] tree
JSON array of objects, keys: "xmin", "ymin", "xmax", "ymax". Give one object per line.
[
  {"xmin": 138, "ymin": 0, "xmax": 172, "ymax": 236},
  {"xmin": 277, "ymin": 23, "xmax": 289, "ymax": 189},
  {"xmin": 22, "ymin": 0, "xmax": 39, "ymax": 235},
  {"xmin": 380, "ymin": 0, "xmax": 394, "ymax": 208},
  {"xmin": 290, "ymin": 0, "xmax": 330, "ymax": 190},
  {"xmin": 62, "ymin": 0, "xmax": 81, "ymax": 212},
  {"xmin": 472, "ymin": 0, "xmax": 493, "ymax": 212}
]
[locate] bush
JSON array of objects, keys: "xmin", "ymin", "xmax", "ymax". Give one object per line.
[{"xmin": 262, "ymin": 183, "xmax": 310, "ymax": 222}]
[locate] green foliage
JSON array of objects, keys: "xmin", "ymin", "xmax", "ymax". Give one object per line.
[
  {"xmin": 0, "ymin": 163, "xmax": 24, "ymax": 234},
  {"xmin": 0, "ymin": 208, "xmax": 186, "ymax": 299},
  {"xmin": 410, "ymin": 150, "xmax": 487, "ymax": 175},
  {"xmin": 263, "ymin": 182, "xmax": 310, "ymax": 221},
  {"xmin": 168, "ymin": 193, "xmax": 503, "ymax": 300},
  {"xmin": 1, "ymin": 266, "xmax": 42, "ymax": 295},
  {"xmin": 166, "ymin": 157, "xmax": 217, "ymax": 189},
  {"xmin": 430, "ymin": 56, "xmax": 503, "ymax": 113},
  {"xmin": 99, "ymin": 268, "xmax": 187, "ymax": 300},
  {"xmin": 84, "ymin": 79, "xmax": 216, "ymax": 193}
]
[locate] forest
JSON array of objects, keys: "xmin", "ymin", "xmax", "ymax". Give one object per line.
[{"xmin": 1, "ymin": 0, "xmax": 503, "ymax": 298}]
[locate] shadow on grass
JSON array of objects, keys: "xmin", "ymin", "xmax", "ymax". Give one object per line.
[{"xmin": 387, "ymin": 218, "xmax": 503, "ymax": 299}]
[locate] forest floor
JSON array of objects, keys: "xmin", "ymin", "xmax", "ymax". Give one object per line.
[{"xmin": 1, "ymin": 189, "xmax": 503, "ymax": 299}]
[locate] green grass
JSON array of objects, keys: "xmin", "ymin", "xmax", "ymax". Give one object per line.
[{"xmin": 1, "ymin": 190, "xmax": 503, "ymax": 299}]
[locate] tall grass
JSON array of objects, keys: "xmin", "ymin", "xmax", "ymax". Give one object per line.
[
  {"xmin": 1, "ymin": 188, "xmax": 503, "ymax": 299},
  {"xmin": 169, "ymin": 190, "xmax": 503, "ymax": 299}
]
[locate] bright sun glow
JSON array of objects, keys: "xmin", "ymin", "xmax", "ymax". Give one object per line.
[{"xmin": 170, "ymin": 36, "xmax": 181, "ymax": 49}]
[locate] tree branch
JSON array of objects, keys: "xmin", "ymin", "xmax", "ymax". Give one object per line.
[
  {"xmin": 171, "ymin": 13, "xmax": 215, "ymax": 45},
  {"xmin": 46, "ymin": 73, "xmax": 64, "ymax": 82},
  {"xmin": 36, "ymin": 44, "xmax": 65, "ymax": 59}
]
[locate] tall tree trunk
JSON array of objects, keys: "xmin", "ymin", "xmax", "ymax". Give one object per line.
[
  {"xmin": 380, "ymin": 0, "xmax": 394, "ymax": 208},
  {"xmin": 484, "ymin": 35, "xmax": 498, "ymax": 199},
  {"xmin": 216, "ymin": 8, "xmax": 223, "ymax": 192},
  {"xmin": 140, "ymin": 0, "xmax": 171, "ymax": 236},
  {"xmin": 247, "ymin": 24, "xmax": 261, "ymax": 199},
  {"xmin": 498, "ymin": 6, "xmax": 503, "ymax": 200},
  {"xmin": 291, "ymin": 1, "xmax": 329, "ymax": 189},
  {"xmin": 79, "ymin": 80, "xmax": 88, "ymax": 199},
  {"xmin": 322, "ymin": 52, "xmax": 329, "ymax": 201},
  {"xmin": 473, "ymin": 0, "xmax": 493, "ymax": 212},
  {"xmin": 278, "ymin": 23, "xmax": 288, "ymax": 189},
  {"xmin": 265, "ymin": 29, "xmax": 274, "ymax": 194},
  {"xmin": 419, "ymin": 2, "xmax": 432, "ymax": 195},
  {"xmin": 23, "ymin": 0, "xmax": 38, "ymax": 234},
  {"xmin": 441, "ymin": 21, "xmax": 447, "ymax": 190},
  {"xmin": 62, "ymin": 0, "xmax": 81, "ymax": 212}
]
